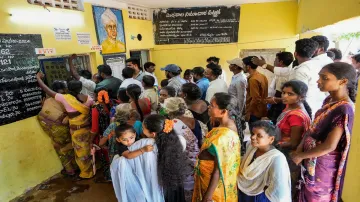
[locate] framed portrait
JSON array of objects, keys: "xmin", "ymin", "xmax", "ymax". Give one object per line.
[{"xmin": 92, "ymin": 6, "xmax": 126, "ymax": 54}]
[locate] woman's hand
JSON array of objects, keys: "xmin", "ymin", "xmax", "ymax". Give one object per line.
[
  {"xmin": 37, "ymin": 71, "xmax": 45, "ymax": 79},
  {"xmin": 290, "ymin": 151, "xmax": 304, "ymax": 165},
  {"xmin": 201, "ymin": 196, "xmax": 213, "ymax": 202},
  {"xmin": 143, "ymin": 145, "xmax": 154, "ymax": 152}
]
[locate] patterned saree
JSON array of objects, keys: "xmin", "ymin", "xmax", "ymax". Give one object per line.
[
  {"xmin": 192, "ymin": 127, "xmax": 240, "ymax": 202},
  {"xmin": 63, "ymin": 94, "xmax": 94, "ymax": 179}
]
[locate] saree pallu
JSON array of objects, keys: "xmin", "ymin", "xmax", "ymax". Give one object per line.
[
  {"xmin": 64, "ymin": 94, "xmax": 94, "ymax": 179},
  {"xmin": 192, "ymin": 127, "xmax": 240, "ymax": 202},
  {"xmin": 38, "ymin": 114, "xmax": 77, "ymax": 174},
  {"xmin": 298, "ymin": 98, "xmax": 354, "ymax": 202},
  {"xmin": 276, "ymin": 108, "xmax": 310, "ymax": 198}
]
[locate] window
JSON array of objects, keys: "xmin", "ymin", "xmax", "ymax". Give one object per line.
[
  {"xmin": 39, "ymin": 54, "xmax": 92, "ymax": 86},
  {"xmin": 27, "ymin": 0, "xmax": 84, "ymax": 11},
  {"xmin": 128, "ymin": 5, "xmax": 150, "ymax": 20}
]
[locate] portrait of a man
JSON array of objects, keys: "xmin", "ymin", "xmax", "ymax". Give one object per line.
[{"xmin": 93, "ymin": 6, "xmax": 126, "ymax": 54}]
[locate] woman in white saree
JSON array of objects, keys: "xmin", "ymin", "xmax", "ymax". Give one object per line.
[
  {"xmin": 237, "ymin": 121, "xmax": 291, "ymax": 202},
  {"xmin": 110, "ymin": 137, "xmax": 164, "ymax": 202}
]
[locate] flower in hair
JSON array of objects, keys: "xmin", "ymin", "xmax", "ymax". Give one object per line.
[
  {"xmin": 163, "ymin": 119, "xmax": 174, "ymax": 133},
  {"xmin": 98, "ymin": 90, "xmax": 110, "ymax": 104}
]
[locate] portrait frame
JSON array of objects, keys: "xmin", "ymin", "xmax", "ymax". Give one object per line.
[{"xmin": 92, "ymin": 6, "xmax": 126, "ymax": 54}]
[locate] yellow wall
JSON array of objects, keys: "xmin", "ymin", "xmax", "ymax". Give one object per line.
[
  {"xmin": 152, "ymin": 1, "xmax": 299, "ymax": 83},
  {"xmin": 0, "ymin": 1, "xmax": 153, "ymax": 201},
  {"xmin": 297, "ymin": 0, "xmax": 360, "ymax": 33}
]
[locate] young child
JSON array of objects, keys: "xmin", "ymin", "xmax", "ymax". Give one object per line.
[
  {"xmin": 237, "ymin": 120, "xmax": 291, "ymax": 202},
  {"xmin": 115, "ymin": 123, "xmax": 153, "ymax": 159}
]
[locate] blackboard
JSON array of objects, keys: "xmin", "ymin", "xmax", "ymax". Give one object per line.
[
  {"xmin": 0, "ymin": 34, "xmax": 43, "ymax": 126},
  {"xmin": 153, "ymin": 6, "xmax": 240, "ymax": 45}
]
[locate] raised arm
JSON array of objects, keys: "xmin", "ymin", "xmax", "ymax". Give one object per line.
[
  {"xmin": 69, "ymin": 54, "xmax": 80, "ymax": 80},
  {"xmin": 36, "ymin": 72, "xmax": 56, "ymax": 98}
]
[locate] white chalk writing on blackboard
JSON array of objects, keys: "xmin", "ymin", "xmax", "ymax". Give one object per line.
[{"xmin": 0, "ymin": 34, "xmax": 43, "ymax": 125}]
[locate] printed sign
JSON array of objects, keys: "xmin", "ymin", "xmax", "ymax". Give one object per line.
[
  {"xmin": 91, "ymin": 45, "xmax": 102, "ymax": 51},
  {"xmin": 76, "ymin": 32, "xmax": 91, "ymax": 45},
  {"xmin": 54, "ymin": 28, "xmax": 72, "ymax": 41},
  {"xmin": 35, "ymin": 48, "xmax": 56, "ymax": 54},
  {"xmin": 153, "ymin": 6, "xmax": 241, "ymax": 44}
]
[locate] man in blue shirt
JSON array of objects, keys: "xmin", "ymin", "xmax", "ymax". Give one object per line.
[{"xmin": 192, "ymin": 66, "xmax": 209, "ymax": 100}]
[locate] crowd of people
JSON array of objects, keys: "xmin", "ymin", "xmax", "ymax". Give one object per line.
[{"xmin": 36, "ymin": 35, "xmax": 358, "ymax": 202}]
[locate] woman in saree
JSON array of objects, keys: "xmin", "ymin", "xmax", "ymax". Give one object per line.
[
  {"xmin": 37, "ymin": 72, "xmax": 94, "ymax": 180},
  {"xmin": 193, "ymin": 92, "xmax": 240, "ymax": 202},
  {"xmin": 291, "ymin": 62, "xmax": 356, "ymax": 202},
  {"xmin": 110, "ymin": 114, "xmax": 190, "ymax": 202},
  {"xmin": 164, "ymin": 97, "xmax": 201, "ymax": 201},
  {"xmin": 37, "ymin": 80, "xmax": 77, "ymax": 176},
  {"xmin": 275, "ymin": 80, "xmax": 311, "ymax": 197}
]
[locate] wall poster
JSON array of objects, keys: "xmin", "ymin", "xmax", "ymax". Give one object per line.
[
  {"xmin": 103, "ymin": 54, "xmax": 126, "ymax": 80},
  {"xmin": 92, "ymin": 6, "xmax": 126, "ymax": 54}
]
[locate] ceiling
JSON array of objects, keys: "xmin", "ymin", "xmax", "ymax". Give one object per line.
[{"xmin": 87, "ymin": 0, "xmax": 295, "ymax": 9}]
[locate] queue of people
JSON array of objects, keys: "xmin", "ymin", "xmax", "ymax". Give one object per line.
[{"xmin": 36, "ymin": 35, "xmax": 357, "ymax": 202}]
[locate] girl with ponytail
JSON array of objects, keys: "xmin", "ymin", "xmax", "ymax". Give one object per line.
[
  {"xmin": 126, "ymin": 84, "xmax": 151, "ymax": 121},
  {"xmin": 143, "ymin": 114, "xmax": 190, "ymax": 202},
  {"xmin": 291, "ymin": 62, "xmax": 356, "ymax": 202},
  {"xmin": 274, "ymin": 80, "xmax": 312, "ymax": 198}
]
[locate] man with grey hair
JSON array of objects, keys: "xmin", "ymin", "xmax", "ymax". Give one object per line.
[{"xmin": 101, "ymin": 8, "xmax": 125, "ymax": 54}]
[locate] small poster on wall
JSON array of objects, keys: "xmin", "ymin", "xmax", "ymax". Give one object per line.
[
  {"xmin": 92, "ymin": 6, "xmax": 126, "ymax": 54},
  {"xmin": 76, "ymin": 32, "xmax": 91, "ymax": 45},
  {"xmin": 103, "ymin": 54, "xmax": 126, "ymax": 80},
  {"xmin": 54, "ymin": 28, "xmax": 72, "ymax": 41}
]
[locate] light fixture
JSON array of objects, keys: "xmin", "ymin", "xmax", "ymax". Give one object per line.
[{"xmin": 9, "ymin": 9, "xmax": 84, "ymax": 27}]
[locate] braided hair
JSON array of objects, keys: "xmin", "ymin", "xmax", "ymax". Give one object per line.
[
  {"xmin": 126, "ymin": 84, "xmax": 144, "ymax": 121},
  {"xmin": 143, "ymin": 114, "xmax": 190, "ymax": 191}
]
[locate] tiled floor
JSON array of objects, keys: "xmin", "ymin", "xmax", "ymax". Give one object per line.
[{"xmin": 11, "ymin": 174, "xmax": 117, "ymax": 202}]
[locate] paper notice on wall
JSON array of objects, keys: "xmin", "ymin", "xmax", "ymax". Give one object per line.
[
  {"xmin": 54, "ymin": 28, "xmax": 71, "ymax": 41},
  {"xmin": 91, "ymin": 45, "xmax": 102, "ymax": 51},
  {"xmin": 105, "ymin": 56, "xmax": 126, "ymax": 80},
  {"xmin": 35, "ymin": 48, "xmax": 56, "ymax": 54},
  {"xmin": 76, "ymin": 32, "xmax": 91, "ymax": 45}
]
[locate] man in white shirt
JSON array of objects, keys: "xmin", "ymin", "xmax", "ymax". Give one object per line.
[
  {"xmin": 144, "ymin": 62, "xmax": 158, "ymax": 87},
  {"xmin": 204, "ymin": 63, "xmax": 228, "ymax": 102},
  {"xmin": 207, "ymin": 56, "xmax": 227, "ymax": 82},
  {"xmin": 227, "ymin": 57, "xmax": 247, "ymax": 155},
  {"xmin": 311, "ymin": 35, "xmax": 334, "ymax": 69},
  {"xmin": 126, "ymin": 58, "xmax": 145, "ymax": 82},
  {"xmin": 253, "ymin": 39, "xmax": 326, "ymax": 118},
  {"xmin": 69, "ymin": 54, "xmax": 97, "ymax": 99},
  {"xmin": 119, "ymin": 67, "xmax": 144, "ymax": 92},
  {"xmin": 160, "ymin": 64, "xmax": 186, "ymax": 95}
]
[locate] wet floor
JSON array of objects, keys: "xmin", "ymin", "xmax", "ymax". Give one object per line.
[{"xmin": 11, "ymin": 174, "xmax": 117, "ymax": 202}]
